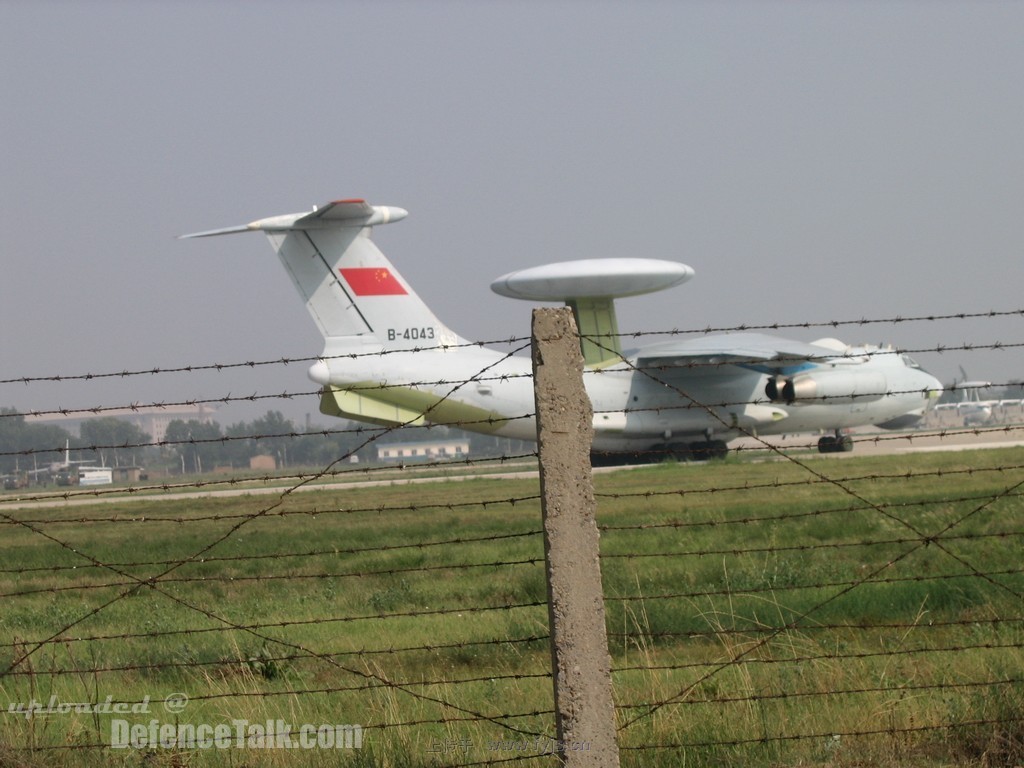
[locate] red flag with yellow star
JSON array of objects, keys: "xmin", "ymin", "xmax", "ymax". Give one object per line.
[{"xmin": 339, "ymin": 267, "xmax": 407, "ymax": 296}]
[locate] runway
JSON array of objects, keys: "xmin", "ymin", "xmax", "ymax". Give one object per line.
[
  {"xmin": 730, "ymin": 424, "xmax": 1024, "ymax": 457},
  {"xmin": 2, "ymin": 426, "xmax": 1021, "ymax": 511}
]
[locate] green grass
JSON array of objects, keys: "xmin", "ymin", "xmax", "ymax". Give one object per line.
[{"xmin": 1, "ymin": 448, "xmax": 1022, "ymax": 766}]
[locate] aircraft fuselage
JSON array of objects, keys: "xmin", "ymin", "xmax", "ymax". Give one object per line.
[{"xmin": 310, "ymin": 339, "xmax": 941, "ymax": 453}]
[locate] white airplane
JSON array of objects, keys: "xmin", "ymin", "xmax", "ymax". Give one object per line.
[
  {"xmin": 184, "ymin": 199, "xmax": 943, "ymax": 461},
  {"xmin": 947, "ymin": 374, "xmax": 999, "ymax": 426}
]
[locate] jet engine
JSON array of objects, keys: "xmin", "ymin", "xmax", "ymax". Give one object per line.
[{"xmin": 765, "ymin": 370, "xmax": 888, "ymax": 405}]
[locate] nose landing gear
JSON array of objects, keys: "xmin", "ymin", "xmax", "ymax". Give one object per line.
[{"xmin": 818, "ymin": 430, "xmax": 854, "ymax": 453}]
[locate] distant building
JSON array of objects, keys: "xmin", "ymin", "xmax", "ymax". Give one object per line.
[
  {"xmin": 377, "ymin": 439, "xmax": 469, "ymax": 462},
  {"xmin": 24, "ymin": 404, "xmax": 217, "ymax": 443},
  {"xmin": 249, "ymin": 455, "xmax": 277, "ymax": 471},
  {"xmin": 77, "ymin": 467, "xmax": 113, "ymax": 486}
]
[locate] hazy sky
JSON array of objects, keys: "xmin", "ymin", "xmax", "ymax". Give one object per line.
[{"xmin": 2, "ymin": 1, "xmax": 1022, "ymax": 426}]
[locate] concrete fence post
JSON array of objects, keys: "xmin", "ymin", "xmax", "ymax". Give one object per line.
[{"xmin": 531, "ymin": 307, "xmax": 620, "ymax": 767}]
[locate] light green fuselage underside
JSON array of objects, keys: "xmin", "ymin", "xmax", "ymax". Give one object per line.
[{"xmin": 320, "ymin": 383, "xmax": 510, "ymax": 434}]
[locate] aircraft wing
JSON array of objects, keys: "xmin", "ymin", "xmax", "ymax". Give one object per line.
[{"xmin": 634, "ymin": 332, "xmax": 842, "ymax": 373}]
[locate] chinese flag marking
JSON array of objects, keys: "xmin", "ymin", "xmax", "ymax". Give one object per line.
[{"xmin": 339, "ymin": 267, "xmax": 407, "ymax": 296}]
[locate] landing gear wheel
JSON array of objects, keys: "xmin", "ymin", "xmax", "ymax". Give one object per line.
[
  {"xmin": 667, "ymin": 443, "xmax": 692, "ymax": 462},
  {"xmin": 818, "ymin": 433, "xmax": 854, "ymax": 454},
  {"xmin": 688, "ymin": 439, "xmax": 729, "ymax": 461},
  {"xmin": 648, "ymin": 443, "xmax": 684, "ymax": 463}
]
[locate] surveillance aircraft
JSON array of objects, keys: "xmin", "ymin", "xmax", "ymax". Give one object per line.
[{"xmin": 184, "ymin": 200, "xmax": 943, "ymax": 462}]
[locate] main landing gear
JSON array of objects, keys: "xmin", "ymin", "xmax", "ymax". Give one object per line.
[
  {"xmin": 652, "ymin": 438, "xmax": 729, "ymax": 462},
  {"xmin": 590, "ymin": 437, "xmax": 730, "ymax": 465},
  {"xmin": 817, "ymin": 430, "xmax": 854, "ymax": 454},
  {"xmin": 676, "ymin": 439, "xmax": 730, "ymax": 461}
]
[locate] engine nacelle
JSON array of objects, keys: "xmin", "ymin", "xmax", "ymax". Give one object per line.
[{"xmin": 765, "ymin": 370, "xmax": 888, "ymax": 405}]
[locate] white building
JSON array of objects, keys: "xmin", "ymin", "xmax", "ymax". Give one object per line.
[{"xmin": 377, "ymin": 439, "xmax": 470, "ymax": 462}]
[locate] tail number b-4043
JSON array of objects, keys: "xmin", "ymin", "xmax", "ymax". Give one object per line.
[{"xmin": 387, "ymin": 327, "xmax": 436, "ymax": 342}]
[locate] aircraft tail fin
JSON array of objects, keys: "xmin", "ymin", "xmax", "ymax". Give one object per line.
[{"xmin": 182, "ymin": 200, "xmax": 464, "ymax": 352}]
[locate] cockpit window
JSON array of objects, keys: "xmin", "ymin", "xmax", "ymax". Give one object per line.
[{"xmin": 902, "ymin": 354, "xmax": 920, "ymax": 368}]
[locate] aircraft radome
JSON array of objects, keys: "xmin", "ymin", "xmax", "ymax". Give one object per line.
[{"xmin": 183, "ymin": 200, "xmax": 943, "ymax": 462}]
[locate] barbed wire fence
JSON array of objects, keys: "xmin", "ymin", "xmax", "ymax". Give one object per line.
[{"xmin": 0, "ymin": 308, "xmax": 1021, "ymax": 766}]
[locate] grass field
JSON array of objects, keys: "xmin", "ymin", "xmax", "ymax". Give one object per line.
[{"xmin": 1, "ymin": 447, "xmax": 1022, "ymax": 766}]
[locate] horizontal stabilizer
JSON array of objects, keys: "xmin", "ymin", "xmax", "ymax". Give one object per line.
[
  {"xmin": 179, "ymin": 200, "xmax": 408, "ymax": 239},
  {"xmin": 178, "ymin": 224, "xmax": 252, "ymax": 239},
  {"xmin": 291, "ymin": 200, "xmax": 409, "ymax": 228}
]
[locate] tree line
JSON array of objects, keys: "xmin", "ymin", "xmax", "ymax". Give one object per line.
[
  {"xmin": 0, "ymin": 408, "xmax": 528, "ymax": 477},
  {"xmin": 163, "ymin": 411, "xmax": 373, "ymax": 473}
]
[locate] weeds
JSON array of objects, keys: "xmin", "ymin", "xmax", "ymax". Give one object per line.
[{"xmin": 2, "ymin": 449, "xmax": 1022, "ymax": 765}]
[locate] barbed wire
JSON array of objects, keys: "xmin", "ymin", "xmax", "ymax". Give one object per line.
[
  {"xmin": 15, "ymin": 529, "xmax": 1022, "ymax": 601},
  {"xmin": 0, "ymin": 487, "xmax": 542, "ymax": 523},
  {"xmin": 0, "ymin": 455, "xmax": 539, "ymax": 508},
  {"xmin": 600, "ymin": 528, "xmax": 1024, "ymax": 563},
  {"xmin": 612, "ymin": 639, "xmax": 1024, "ymax": 674},
  {"xmin": 6, "ymin": 620, "xmax": 1020, "ymax": 681},
  {"xmin": 2, "ymin": 633, "xmax": 552, "ymax": 678},
  {"xmin": 7, "ymin": 527, "xmax": 1020, "ymax": 598},
  {"xmin": 0, "ymin": 528, "xmax": 544, "ymax": 574},
  {"xmin": 602, "ymin": 567, "xmax": 1024, "ymax": 606},
  {"xmin": 0, "ymin": 335, "xmax": 528, "ymax": 386},
  {"xmin": 1, "ymin": 556, "xmax": 547, "ymax": 600},
  {"xmin": 0, "ymin": 386, "xmax": 521, "ymax": 421},
  {"xmin": 617, "ymin": 715, "xmax": 1024, "ymax": 753},
  {"xmin": 2, "ymin": 424, "xmax": 1021, "ymax": 520},
  {"xmin": 5, "ymin": 485, "xmax": 1013, "ymax": 569},
  {"xmin": 1, "ymin": 350, "xmax": 1019, "ymax": 425},
  {"xmin": 1, "ymin": 392, "xmax": 1020, "ymax": 478},
  {"xmin": 6, "ymin": 449, "xmax": 1022, "ymax": 524},
  {"xmin": 608, "ymin": 615, "xmax": 1024, "ymax": 642},
  {"xmin": 0, "ymin": 600, "xmax": 549, "ymax": 651},
  {"xmin": 597, "ymin": 463, "xmax": 1024, "ymax": 510},
  {"xmin": 3, "ymin": 306, "xmax": 1021, "ymax": 387},
  {"xmin": 616, "ymin": 675, "xmax": 1024, "ymax": 711},
  {"xmin": 0, "ymin": 417, "xmax": 523, "ymax": 457},
  {"xmin": 47, "ymin": 671, "xmax": 554, "ymax": 710}
]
